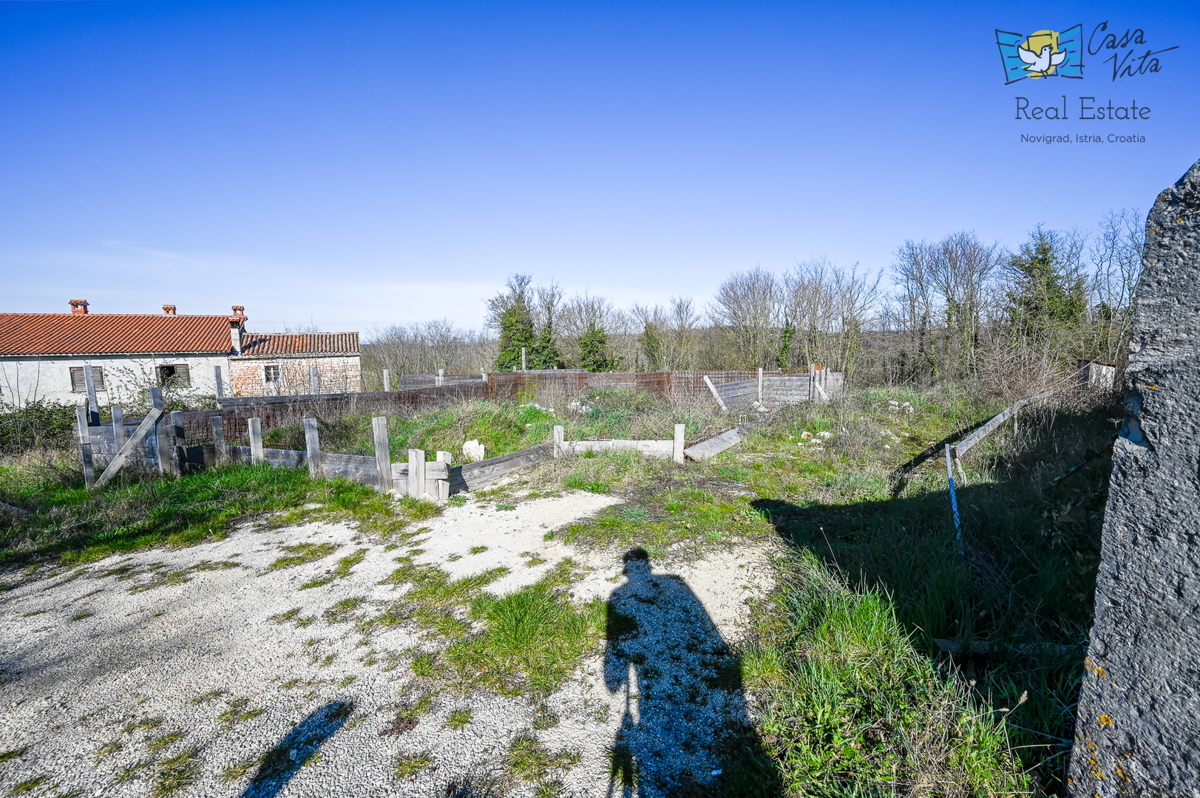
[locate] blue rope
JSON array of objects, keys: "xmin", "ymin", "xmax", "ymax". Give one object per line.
[{"xmin": 945, "ymin": 445, "xmax": 963, "ymax": 557}]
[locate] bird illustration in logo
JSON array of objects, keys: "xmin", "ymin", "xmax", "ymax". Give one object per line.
[
  {"xmin": 995, "ymin": 24, "xmax": 1084, "ymax": 84},
  {"xmin": 1018, "ymin": 39, "xmax": 1066, "ymax": 76}
]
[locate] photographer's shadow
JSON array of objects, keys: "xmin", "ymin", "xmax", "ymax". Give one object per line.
[{"xmin": 604, "ymin": 548, "xmax": 781, "ymax": 798}]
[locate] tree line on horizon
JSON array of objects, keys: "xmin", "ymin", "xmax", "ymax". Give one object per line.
[{"xmin": 363, "ymin": 209, "xmax": 1144, "ymax": 395}]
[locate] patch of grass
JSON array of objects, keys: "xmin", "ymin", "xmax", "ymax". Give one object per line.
[
  {"xmin": 94, "ymin": 740, "xmax": 122, "ymax": 763},
  {"xmin": 151, "ymin": 748, "xmax": 200, "ymax": 797},
  {"xmin": 0, "ymin": 462, "xmax": 422, "ymax": 568},
  {"xmin": 447, "ymin": 494, "xmax": 469, "ymax": 506},
  {"xmin": 0, "ymin": 748, "xmax": 26, "ymax": 765},
  {"xmin": 446, "ymin": 709, "xmax": 472, "ymax": 729},
  {"xmin": 8, "ymin": 776, "xmax": 46, "ymax": 795},
  {"xmin": 129, "ymin": 560, "xmax": 240, "ymax": 593},
  {"xmin": 301, "ymin": 547, "xmax": 368, "ymax": 589},
  {"xmin": 218, "ymin": 698, "xmax": 265, "ymax": 728},
  {"xmin": 468, "ymin": 545, "xmax": 488, "ymax": 555},
  {"xmin": 268, "ymin": 542, "xmax": 339, "ymax": 571},
  {"xmin": 444, "ymin": 562, "xmax": 604, "ymax": 696},
  {"xmin": 532, "ymin": 706, "xmax": 559, "ymax": 731},
  {"xmin": 506, "ymin": 734, "xmax": 580, "ymax": 783},
  {"xmin": 410, "ymin": 652, "xmax": 438, "ymax": 679},
  {"xmin": 190, "ymin": 689, "xmax": 225, "ymax": 704},
  {"xmin": 394, "ymin": 752, "xmax": 433, "ymax": 778},
  {"xmin": 497, "ymin": 503, "xmax": 516, "ymax": 511},
  {"xmin": 521, "ymin": 551, "xmax": 547, "ymax": 567},
  {"xmin": 268, "ymin": 608, "xmax": 301, "ymax": 624},
  {"xmin": 221, "ymin": 758, "xmax": 256, "ymax": 782},
  {"xmin": 322, "ymin": 596, "xmax": 366, "ymax": 624},
  {"xmin": 339, "ymin": 675, "xmax": 357, "ymax": 688},
  {"xmin": 146, "ymin": 730, "xmax": 185, "ymax": 754},
  {"xmin": 121, "ymin": 717, "xmax": 163, "ymax": 735},
  {"xmin": 69, "ymin": 610, "xmax": 93, "ymax": 621}
]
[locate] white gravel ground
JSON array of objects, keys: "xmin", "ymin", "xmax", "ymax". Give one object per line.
[{"xmin": 0, "ymin": 491, "xmax": 772, "ymax": 797}]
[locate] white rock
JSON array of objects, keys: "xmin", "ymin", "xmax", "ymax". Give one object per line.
[{"xmin": 462, "ymin": 440, "xmax": 486, "ymax": 461}]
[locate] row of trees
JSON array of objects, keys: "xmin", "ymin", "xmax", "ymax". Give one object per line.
[{"xmin": 363, "ymin": 209, "xmax": 1145, "ymax": 393}]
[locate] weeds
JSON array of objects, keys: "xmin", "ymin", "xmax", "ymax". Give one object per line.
[
  {"xmin": 218, "ymin": 698, "xmax": 265, "ymax": 728},
  {"xmin": 394, "ymin": 752, "xmax": 433, "ymax": 778},
  {"xmin": 301, "ymin": 547, "xmax": 367, "ymax": 589},
  {"xmin": 150, "ymin": 748, "xmax": 201, "ymax": 797},
  {"xmin": 268, "ymin": 543, "xmax": 338, "ymax": 571},
  {"xmin": 447, "ymin": 709, "xmax": 472, "ymax": 729},
  {"xmin": 506, "ymin": 735, "xmax": 579, "ymax": 783}
]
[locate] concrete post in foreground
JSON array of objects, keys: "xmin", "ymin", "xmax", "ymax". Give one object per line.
[
  {"xmin": 303, "ymin": 418, "xmax": 322, "ymax": 478},
  {"xmin": 372, "ymin": 416, "xmax": 391, "ymax": 493},
  {"xmin": 1068, "ymin": 158, "xmax": 1200, "ymax": 796},
  {"xmin": 75, "ymin": 405, "xmax": 95, "ymax": 488},
  {"xmin": 673, "ymin": 424, "xmax": 686, "ymax": 465},
  {"xmin": 248, "ymin": 418, "xmax": 264, "ymax": 465},
  {"xmin": 407, "ymin": 449, "xmax": 426, "ymax": 499},
  {"xmin": 553, "ymin": 425, "xmax": 565, "ymax": 458},
  {"xmin": 435, "ymin": 451, "xmax": 452, "ymax": 501}
]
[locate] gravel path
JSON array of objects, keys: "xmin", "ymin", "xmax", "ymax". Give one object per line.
[{"xmin": 0, "ymin": 491, "xmax": 772, "ymax": 797}]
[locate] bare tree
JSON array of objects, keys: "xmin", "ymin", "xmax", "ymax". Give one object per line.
[
  {"xmin": 363, "ymin": 320, "xmax": 496, "ymax": 385},
  {"xmin": 709, "ymin": 268, "xmax": 781, "ymax": 368}
]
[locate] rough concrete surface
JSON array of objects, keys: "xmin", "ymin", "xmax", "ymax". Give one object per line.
[
  {"xmin": 0, "ymin": 492, "xmax": 772, "ymax": 797},
  {"xmin": 1069, "ymin": 158, "xmax": 1200, "ymax": 797}
]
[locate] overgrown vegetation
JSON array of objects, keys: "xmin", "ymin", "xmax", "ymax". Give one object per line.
[{"xmin": 0, "ymin": 460, "xmax": 437, "ymax": 568}]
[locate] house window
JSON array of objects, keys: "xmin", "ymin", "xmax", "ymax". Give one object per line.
[
  {"xmin": 264, "ymin": 365, "xmax": 281, "ymax": 384},
  {"xmin": 156, "ymin": 364, "xmax": 191, "ymax": 388},
  {"xmin": 69, "ymin": 366, "xmax": 106, "ymax": 392}
]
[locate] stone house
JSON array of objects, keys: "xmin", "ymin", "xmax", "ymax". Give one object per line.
[{"xmin": 0, "ymin": 299, "xmax": 361, "ymax": 407}]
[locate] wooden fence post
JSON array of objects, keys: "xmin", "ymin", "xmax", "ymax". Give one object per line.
[
  {"xmin": 436, "ymin": 451, "xmax": 452, "ymax": 500},
  {"xmin": 310, "ymin": 367, "xmax": 319, "ymax": 395},
  {"xmin": 304, "ymin": 418, "xmax": 322, "ymax": 478},
  {"xmin": 249, "ymin": 417, "xmax": 264, "ymax": 465},
  {"xmin": 111, "ymin": 406, "xmax": 126, "ymax": 452},
  {"xmin": 75, "ymin": 405, "xmax": 95, "ymax": 488},
  {"xmin": 553, "ymin": 425, "xmax": 565, "ymax": 458},
  {"xmin": 150, "ymin": 387, "xmax": 171, "ymax": 476},
  {"xmin": 408, "ymin": 449, "xmax": 426, "ymax": 498},
  {"xmin": 703, "ymin": 375, "xmax": 728, "ymax": 411},
  {"xmin": 212, "ymin": 415, "xmax": 227, "ymax": 462},
  {"xmin": 82, "ymin": 361, "xmax": 100, "ymax": 426},
  {"xmin": 383, "ymin": 369, "xmax": 391, "ymax": 392},
  {"xmin": 93, "ymin": 408, "xmax": 163, "ymax": 488},
  {"xmin": 372, "ymin": 417, "xmax": 392, "ymax": 493},
  {"xmin": 673, "ymin": 424, "xmax": 686, "ymax": 465},
  {"xmin": 170, "ymin": 410, "xmax": 185, "ymax": 474},
  {"xmin": 214, "ymin": 365, "xmax": 225, "ymax": 402}
]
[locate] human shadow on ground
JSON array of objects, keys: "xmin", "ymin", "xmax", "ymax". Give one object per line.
[
  {"xmin": 604, "ymin": 548, "xmax": 782, "ymax": 798},
  {"xmin": 238, "ymin": 700, "xmax": 354, "ymax": 798}
]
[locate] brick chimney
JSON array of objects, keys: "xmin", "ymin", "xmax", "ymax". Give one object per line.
[
  {"xmin": 69, "ymin": 299, "xmax": 89, "ymax": 315},
  {"xmin": 229, "ymin": 305, "xmax": 247, "ymax": 354},
  {"xmin": 163, "ymin": 305, "xmax": 177, "ymax": 316}
]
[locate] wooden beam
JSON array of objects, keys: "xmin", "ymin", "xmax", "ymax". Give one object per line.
[
  {"xmin": 82, "ymin": 361, "xmax": 100, "ymax": 426},
  {"xmin": 212, "ymin": 415, "xmax": 227, "ymax": 462},
  {"xmin": 94, "ymin": 407, "xmax": 163, "ymax": 488},
  {"xmin": 249, "ymin": 417, "xmax": 264, "ymax": 464},
  {"xmin": 75, "ymin": 405, "xmax": 95, "ymax": 488},
  {"xmin": 952, "ymin": 390, "xmax": 1052, "ymax": 459},
  {"xmin": 435, "ymin": 451, "xmax": 452, "ymax": 501},
  {"xmin": 673, "ymin": 424, "xmax": 686, "ymax": 465},
  {"xmin": 111, "ymin": 406, "xmax": 126, "ymax": 452},
  {"xmin": 553, "ymin": 425, "xmax": 565, "ymax": 458},
  {"xmin": 372, "ymin": 416, "xmax": 391, "ymax": 493},
  {"xmin": 684, "ymin": 427, "xmax": 741, "ymax": 461},
  {"xmin": 703, "ymin": 375, "xmax": 728, "ymax": 411},
  {"xmin": 304, "ymin": 418, "xmax": 322, "ymax": 478}
]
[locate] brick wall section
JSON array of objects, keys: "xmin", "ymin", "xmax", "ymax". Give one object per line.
[{"xmin": 229, "ymin": 355, "xmax": 362, "ymax": 397}]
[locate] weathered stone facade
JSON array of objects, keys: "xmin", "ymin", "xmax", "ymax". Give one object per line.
[
  {"xmin": 1068, "ymin": 158, "xmax": 1200, "ymax": 796},
  {"xmin": 229, "ymin": 354, "xmax": 361, "ymax": 396}
]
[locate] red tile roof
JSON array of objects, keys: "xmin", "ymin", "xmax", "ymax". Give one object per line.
[
  {"xmin": 0, "ymin": 313, "xmax": 233, "ymax": 356},
  {"xmin": 236, "ymin": 332, "xmax": 360, "ymax": 358}
]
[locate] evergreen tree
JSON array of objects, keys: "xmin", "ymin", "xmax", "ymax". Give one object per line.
[
  {"xmin": 638, "ymin": 322, "xmax": 665, "ymax": 370},
  {"xmin": 578, "ymin": 325, "xmax": 614, "ymax": 372},
  {"xmin": 1006, "ymin": 228, "xmax": 1087, "ymax": 342},
  {"xmin": 529, "ymin": 318, "xmax": 564, "ymax": 370},
  {"xmin": 496, "ymin": 299, "xmax": 536, "ymax": 370},
  {"xmin": 776, "ymin": 317, "xmax": 795, "ymax": 369}
]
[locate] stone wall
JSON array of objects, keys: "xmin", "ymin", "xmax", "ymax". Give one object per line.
[
  {"xmin": 1068, "ymin": 158, "xmax": 1200, "ymax": 796},
  {"xmin": 229, "ymin": 355, "xmax": 362, "ymax": 397}
]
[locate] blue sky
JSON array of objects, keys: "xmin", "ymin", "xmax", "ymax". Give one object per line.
[{"xmin": 2, "ymin": 1, "xmax": 1197, "ymax": 334}]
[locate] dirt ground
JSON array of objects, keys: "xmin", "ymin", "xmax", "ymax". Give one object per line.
[{"xmin": 0, "ymin": 490, "xmax": 773, "ymax": 798}]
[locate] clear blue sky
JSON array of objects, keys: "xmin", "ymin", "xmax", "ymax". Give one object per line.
[{"xmin": 2, "ymin": 1, "xmax": 1197, "ymax": 334}]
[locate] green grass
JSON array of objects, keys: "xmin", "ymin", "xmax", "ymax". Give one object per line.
[
  {"xmin": 0, "ymin": 748, "xmax": 26, "ymax": 765},
  {"xmin": 506, "ymin": 735, "xmax": 580, "ymax": 783},
  {"xmin": 301, "ymin": 547, "xmax": 367, "ymax": 588},
  {"xmin": 734, "ymin": 387, "xmax": 1115, "ymax": 793},
  {"xmin": 447, "ymin": 709, "xmax": 472, "ymax": 729},
  {"xmin": 268, "ymin": 542, "xmax": 339, "ymax": 571},
  {"xmin": 218, "ymin": 698, "xmax": 265, "ymax": 728},
  {"xmin": 394, "ymin": 752, "xmax": 433, "ymax": 778},
  {"xmin": 0, "ymin": 461, "xmax": 439, "ymax": 568},
  {"xmin": 7, "ymin": 776, "xmax": 46, "ymax": 795},
  {"xmin": 322, "ymin": 596, "xmax": 366, "ymax": 624},
  {"xmin": 444, "ymin": 560, "xmax": 605, "ymax": 696},
  {"xmin": 151, "ymin": 748, "xmax": 201, "ymax": 797}
]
